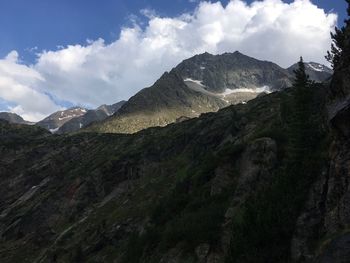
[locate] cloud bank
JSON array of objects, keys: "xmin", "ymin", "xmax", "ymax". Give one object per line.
[
  {"xmin": 0, "ymin": 0, "xmax": 337, "ymax": 121},
  {"xmin": 0, "ymin": 51, "xmax": 61, "ymax": 121}
]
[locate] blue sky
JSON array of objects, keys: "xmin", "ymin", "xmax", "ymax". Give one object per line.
[
  {"xmin": 0, "ymin": 0, "xmax": 210, "ymax": 62},
  {"xmin": 0, "ymin": 0, "xmax": 346, "ymax": 64},
  {"xmin": 0, "ymin": 0, "xmax": 346, "ymax": 121}
]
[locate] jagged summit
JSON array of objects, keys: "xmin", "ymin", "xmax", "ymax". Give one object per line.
[{"xmin": 175, "ymin": 51, "xmax": 292, "ymax": 93}]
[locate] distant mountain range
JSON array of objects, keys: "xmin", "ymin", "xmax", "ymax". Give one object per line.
[
  {"xmin": 36, "ymin": 107, "xmax": 88, "ymax": 132},
  {"xmin": 0, "ymin": 52, "xmax": 332, "ymax": 134},
  {"xmin": 86, "ymin": 52, "xmax": 332, "ymax": 134},
  {"xmin": 33, "ymin": 101, "xmax": 126, "ymax": 134},
  {"xmin": 56, "ymin": 101, "xmax": 125, "ymax": 134}
]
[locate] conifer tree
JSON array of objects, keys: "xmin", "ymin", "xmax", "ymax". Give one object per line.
[
  {"xmin": 287, "ymin": 57, "xmax": 312, "ymax": 163},
  {"xmin": 326, "ymin": 0, "xmax": 350, "ymax": 69},
  {"xmin": 293, "ymin": 57, "xmax": 311, "ymax": 89}
]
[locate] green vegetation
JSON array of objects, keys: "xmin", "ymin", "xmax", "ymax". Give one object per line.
[
  {"xmin": 121, "ymin": 154, "xmax": 232, "ymax": 263},
  {"xmin": 227, "ymin": 59, "xmax": 329, "ymax": 262}
]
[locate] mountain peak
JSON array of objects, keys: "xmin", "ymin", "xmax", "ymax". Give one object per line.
[
  {"xmin": 36, "ymin": 107, "xmax": 88, "ymax": 132},
  {"xmin": 175, "ymin": 51, "xmax": 292, "ymax": 93},
  {"xmin": 56, "ymin": 101, "xmax": 126, "ymax": 134},
  {"xmin": 87, "ymin": 52, "xmax": 295, "ymax": 134}
]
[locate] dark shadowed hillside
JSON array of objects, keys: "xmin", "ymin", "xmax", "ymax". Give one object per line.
[{"xmin": 0, "ymin": 80, "xmax": 331, "ymax": 262}]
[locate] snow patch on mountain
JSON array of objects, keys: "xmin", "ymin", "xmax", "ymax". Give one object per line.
[
  {"xmin": 58, "ymin": 115, "xmax": 77, "ymax": 121},
  {"xmin": 184, "ymin": 78, "xmax": 205, "ymax": 87},
  {"xmin": 221, "ymin": 86, "xmax": 272, "ymax": 96},
  {"xmin": 49, "ymin": 127, "xmax": 59, "ymax": 133},
  {"xmin": 307, "ymin": 63, "xmax": 326, "ymax": 72}
]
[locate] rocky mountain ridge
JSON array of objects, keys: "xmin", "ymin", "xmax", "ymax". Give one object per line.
[
  {"xmin": 0, "ymin": 52, "xmax": 331, "ymax": 136},
  {"xmin": 56, "ymin": 101, "xmax": 126, "ymax": 134},
  {"xmin": 36, "ymin": 107, "xmax": 88, "ymax": 132},
  {"xmin": 33, "ymin": 101, "xmax": 125, "ymax": 134},
  {"xmin": 0, "ymin": 112, "xmax": 33, "ymax": 125},
  {"xmin": 176, "ymin": 51, "xmax": 292, "ymax": 92},
  {"xmin": 87, "ymin": 52, "xmax": 332, "ymax": 134}
]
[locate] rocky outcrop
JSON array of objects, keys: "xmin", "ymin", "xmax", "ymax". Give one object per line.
[
  {"xmin": 291, "ymin": 103, "xmax": 350, "ymax": 261},
  {"xmin": 175, "ymin": 51, "xmax": 292, "ymax": 92},
  {"xmin": 291, "ymin": 23, "xmax": 350, "ymax": 262},
  {"xmin": 232, "ymin": 137, "xmax": 277, "ymax": 207}
]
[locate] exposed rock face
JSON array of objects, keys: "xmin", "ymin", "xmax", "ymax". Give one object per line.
[
  {"xmin": 175, "ymin": 51, "xmax": 292, "ymax": 92},
  {"xmin": 292, "ymin": 113, "xmax": 350, "ymax": 262},
  {"xmin": 291, "ymin": 28, "xmax": 350, "ymax": 262},
  {"xmin": 317, "ymin": 73, "xmax": 350, "ymax": 260},
  {"xmin": 230, "ymin": 137, "xmax": 277, "ymax": 209},
  {"xmin": 87, "ymin": 71, "xmax": 227, "ymax": 133},
  {"xmin": 290, "ymin": 169, "xmax": 329, "ymax": 261}
]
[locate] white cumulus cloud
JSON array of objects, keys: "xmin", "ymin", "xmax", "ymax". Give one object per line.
[
  {"xmin": 0, "ymin": 0, "xmax": 338, "ymax": 122},
  {"xmin": 0, "ymin": 51, "xmax": 61, "ymax": 121}
]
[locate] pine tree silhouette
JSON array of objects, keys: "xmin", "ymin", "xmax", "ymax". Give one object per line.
[{"xmin": 326, "ymin": 0, "xmax": 350, "ymax": 69}]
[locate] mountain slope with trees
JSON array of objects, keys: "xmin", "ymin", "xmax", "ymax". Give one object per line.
[
  {"xmin": 2, "ymin": 1, "xmax": 350, "ymax": 261},
  {"xmin": 0, "ymin": 63, "xmax": 330, "ymax": 262}
]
